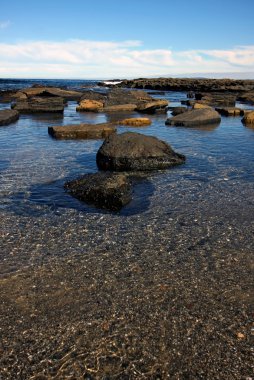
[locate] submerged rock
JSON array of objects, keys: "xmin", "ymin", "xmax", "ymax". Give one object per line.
[
  {"xmin": 48, "ymin": 123, "xmax": 116, "ymax": 140},
  {"xmin": 64, "ymin": 172, "xmax": 132, "ymax": 211},
  {"xmin": 0, "ymin": 109, "xmax": 19, "ymax": 126},
  {"xmin": 166, "ymin": 108, "xmax": 221, "ymax": 127},
  {"xmin": 96, "ymin": 132, "xmax": 185, "ymax": 171}
]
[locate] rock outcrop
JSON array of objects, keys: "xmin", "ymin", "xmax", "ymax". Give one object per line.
[
  {"xmin": 48, "ymin": 123, "xmax": 116, "ymax": 139},
  {"xmin": 101, "ymin": 78, "xmax": 254, "ymax": 93},
  {"xmin": 12, "ymin": 94, "xmax": 64, "ymax": 113},
  {"xmin": 14, "ymin": 87, "xmax": 83, "ymax": 101},
  {"xmin": 166, "ymin": 108, "xmax": 221, "ymax": 127},
  {"xmin": 96, "ymin": 132, "xmax": 185, "ymax": 171},
  {"xmin": 77, "ymin": 88, "xmax": 168, "ymax": 113},
  {"xmin": 0, "ymin": 109, "xmax": 19, "ymax": 126},
  {"xmin": 64, "ymin": 172, "xmax": 132, "ymax": 211}
]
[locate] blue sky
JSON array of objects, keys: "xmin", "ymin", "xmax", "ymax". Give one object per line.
[{"xmin": 0, "ymin": 0, "xmax": 254, "ymax": 78}]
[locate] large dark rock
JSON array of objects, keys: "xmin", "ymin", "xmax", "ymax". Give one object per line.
[
  {"xmin": 166, "ymin": 108, "xmax": 221, "ymax": 127},
  {"xmin": 104, "ymin": 88, "xmax": 152, "ymax": 107},
  {"xmin": 96, "ymin": 132, "xmax": 185, "ymax": 171},
  {"xmin": 64, "ymin": 172, "xmax": 132, "ymax": 211},
  {"xmin": 12, "ymin": 95, "xmax": 64, "ymax": 113},
  {"xmin": 0, "ymin": 109, "xmax": 19, "ymax": 126},
  {"xmin": 48, "ymin": 123, "xmax": 116, "ymax": 140}
]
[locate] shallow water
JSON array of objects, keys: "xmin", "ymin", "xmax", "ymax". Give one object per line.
[
  {"xmin": 0, "ymin": 85, "xmax": 254, "ymax": 272},
  {"xmin": 0, "ymin": 82, "xmax": 253, "ymax": 379}
]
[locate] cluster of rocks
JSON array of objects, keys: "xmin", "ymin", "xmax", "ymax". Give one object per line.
[
  {"xmin": 10, "ymin": 87, "xmax": 83, "ymax": 113},
  {"xmin": 101, "ymin": 77, "xmax": 254, "ymax": 94},
  {"xmin": 99, "ymin": 78, "xmax": 254, "ymax": 106},
  {"xmin": 76, "ymin": 88, "xmax": 168, "ymax": 114},
  {"xmin": 65, "ymin": 132, "xmax": 186, "ymax": 211}
]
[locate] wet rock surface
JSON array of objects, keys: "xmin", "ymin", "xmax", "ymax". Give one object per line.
[
  {"xmin": 96, "ymin": 132, "xmax": 186, "ymax": 171},
  {"xmin": 12, "ymin": 95, "xmax": 65, "ymax": 113},
  {"xmin": 119, "ymin": 117, "xmax": 151, "ymax": 126},
  {"xmin": 215, "ymin": 107, "xmax": 244, "ymax": 116},
  {"xmin": 166, "ymin": 108, "xmax": 221, "ymax": 127},
  {"xmin": 64, "ymin": 172, "xmax": 132, "ymax": 211},
  {"xmin": 0, "ymin": 109, "xmax": 19, "ymax": 126},
  {"xmin": 48, "ymin": 122, "xmax": 116, "ymax": 139},
  {"xmin": 242, "ymin": 110, "xmax": 254, "ymax": 124}
]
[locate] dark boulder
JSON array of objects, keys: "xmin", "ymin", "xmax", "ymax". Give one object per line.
[
  {"xmin": 0, "ymin": 109, "xmax": 19, "ymax": 126},
  {"xmin": 64, "ymin": 172, "xmax": 132, "ymax": 211},
  {"xmin": 166, "ymin": 108, "xmax": 221, "ymax": 127},
  {"xmin": 96, "ymin": 132, "xmax": 185, "ymax": 171}
]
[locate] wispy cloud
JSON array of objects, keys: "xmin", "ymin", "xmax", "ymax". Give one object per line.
[
  {"xmin": 0, "ymin": 20, "xmax": 11, "ymax": 29},
  {"xmin": 0, "ymin": 39, "xmax": 253, "ymax": 78}
]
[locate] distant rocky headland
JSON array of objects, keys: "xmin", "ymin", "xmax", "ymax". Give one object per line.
[{"xmin": 98, "ymin": 77, "xmax": 254, "ymax": 93}]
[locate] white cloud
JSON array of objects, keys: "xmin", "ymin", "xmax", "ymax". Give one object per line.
[
  {"xmin": 0, "ymin": 39, "xmax": 253, "ymax": 78},
  {"xmin": 0, "ymin": 20, "xmax": 11, "ymax": 29}
]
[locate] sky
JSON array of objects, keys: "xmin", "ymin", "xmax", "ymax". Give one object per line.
[{"xmin": 0, "ymin": 0, "xmax": 254, "ymax": 79}]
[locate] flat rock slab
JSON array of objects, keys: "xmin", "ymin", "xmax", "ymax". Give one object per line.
[
  {"xmin": 0, "ymin": 109, "xmax": 19, "ymax": 126},
  {"xmin": 48, "ymin": 123, "xmax": 116, "ymax": 139},
  {"xmin": 64, "ymin": 172, "xmax": 132, "ymax": 211},
  {"xmin": 166, "ymin": 108, "xmax": 221, "ymax": 127},
  {"xmin": 136, "ymin": 100, "xmax": 168, "ymax": 114},
  {"xmin": 96, "ymin": 131, "xmax": 185, "ymax": 171},
  {"xmin": 12, "ymin": 96, "xmax": 64, "ymax": 113},
  {"xmin": 119, "ymin": 118, "xmax": 151, "ymax": 126}
]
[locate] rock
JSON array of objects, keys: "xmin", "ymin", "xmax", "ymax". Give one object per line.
[
  {"xmin": 76, "ymin": 99, "xmax": 104, "ymax": 112},
  {"xmin": 103, "ymin": 104, "xmax": 137, "ymax": 112},
  {"xmin": 104, "ymin": 88, "xmax": 152, "ymax": 107},
  {"xmin": 237, "ymin": 92, "xmax": 254, "ymax": 105},
  {"xmin": 48, "ymin": 123, "xmax": 116, "ymax": 139},
  {"xmin": 166, "ymin": 108, "xmax": 221, "ymax": 127},
  {"xmin": 96, "ymin": 132, "xmax": 185, "ymax": 171},
  {"xmin": 242, "ymin": 110, "xmax": 254, "ymax": 124},
  {"xmin": 0, "ymin": 109, "xmax": 19, "ymax": 126},
  {"xmin": 170, "ymin": 107, "xmax": 189, "ymax": 116},
  {"xmin": 193, "ymin": 103, "xmax": 212, "ymax": 109},
  {"xmin": 104, "ymin": 77, "xmax": 254, "ymax": 93},
  {"xmin": 195, "ymin": 92, "xmax": 236, "ymax": 107},
  {"xmin": 12, "ymin": 95, "xmax": 64, "ymax": 113},
  {"xmin": 80, "ymin": 91, "xmax": 106, "ymax": 102},
  {"xmin": 215, "ymin": 107, "xmax": 243, "ymax": 116},
  {"xmin": 136, "ymin": 99, "xmax": 168, "ymax": 114},
  {"xmin": 119, "ymin": 118, "xmax": 151, "ymax": 126},
  {"xmin": 64, "ymin": 172, "xmax": 132, "ymax": 211},
  {"xmin": 181, "ymin": 99, "xmax": 196, "ymax": 106},
  {"xmin": 14, "ymin": 87, "xmax": 83, "ymax": 101}
]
